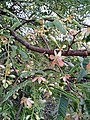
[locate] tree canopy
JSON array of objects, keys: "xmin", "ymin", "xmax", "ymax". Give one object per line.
[{"xmin": 0, "ymin": 0, "xmax": 90, "ymax": 120}]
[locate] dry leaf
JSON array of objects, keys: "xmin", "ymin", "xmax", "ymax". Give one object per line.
[{"xmin": 0, "ymin": 35, "xmax": 8, "ymax": 44}]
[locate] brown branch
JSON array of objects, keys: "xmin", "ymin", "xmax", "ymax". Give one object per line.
[
  {"xmin": 10, "ymin": 30, "xmax": 90, "ymax": 56},
  {"xmin": 67, "ymin": 30, "xmax": 81, "ymax": 52},
  {"xmin": 10, "ymin": 30, "xmax": 54, "ymax": 54}
]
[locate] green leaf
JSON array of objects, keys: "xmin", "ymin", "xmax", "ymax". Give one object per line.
[
  {"xmin": 10, "ymin": 21, "xmax": 21, "ymax": 30},
  {"xmin": 20, "ymin": 71, "xmax": 30, "ymax": 78},
  {"xmin": 78, "ymin": 82, "xmax": 90, "ymax": 89},
  {"xmin": 53, "ymin": 20, "xmax": 66, "ymax": 34},
  {"xmin": 18, "ymin": 49, "xmax": 28, "ymax": 59},
  {"xmin": 41, "ymin": 15, "xmax": 56, "ymax": 20},
  {"xmin": 0, "ymin": 29, "xmax": 11, "ymax": 38},
  {"xmin": 45, "ymin": 21, "xmax": 54, "ymax": 28},
  {"xmin": 11, "ymin": 45, "xmax": 17, "ymax": 50},
  {"xmin": 84, "ymin": 34, "xmax": 90, "ymax": 43},
  {"xmin": 1, "ymin": 80, "xmax": 31, "ymax": 104},
  {"xmin": 85, "ymin": 99, "xmax": 90, "ymax": 115},
  {"xmin": 20, "ymin": 70, "xmax": 46, "ymax": 77},
  {"xmin": 56, "ymin": 95, "xmax": 68, "ymax": 120},
  {"xmin": 50, "ymin": 86, "xmax": 79, "ymax": 103},
  {"xmin": 72, "ymin": 20, "xmax": 82, "ymax": 29},
  {"xmin": 77, "ymin": 68, "xmax": 86, "ymax": 82},
  {"xmin": 11, "ymin": 45, "xmax": 17, "ymax": 57},
  {"xmin": 69, "ymin": 64, "xmax": 80, "ymax": 74},
  {"xmin": 49, "ymin": 35, "xmax": 59, "ymax": 47},
  {"xmin": 3, "ymin": 15, "xmax": 15, "ymax": 22},
  {"xmin": 82, "ymin": 58, "xmax": 89, "ymax": 70},
  {"xmin": 4, "ymin": 9, "xmax": 20, "ymax": 21}
]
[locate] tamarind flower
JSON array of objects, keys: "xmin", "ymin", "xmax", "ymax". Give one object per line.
[
  {"xmin": 21, "ymin": 97, "xmax": 34, "ymax": 108},
  {"xmin": 62, "ymin": 75, "xmax": 71, "ymax": 83},
  {"xmin": 50, "ymin": 51, "xmax": 64, "ymax": 67},
  {"xmin": 32, "ymin": 76, "xmax": 48, "ymax": 84}
]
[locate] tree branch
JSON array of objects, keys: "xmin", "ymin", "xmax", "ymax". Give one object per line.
[
  {"xmin": 67, "ymin": 30, "xmax": 81, "ymax": 52},
  {"xmin": 82, "ymin": 23, "xmax": 90, "ymax": 27},
  {"xmin": 15, "ymin": 103, "xmax": 23, "ymax": 120},
  {"xmin": 14, "ymin": 13, "xmax": 35, "ymax": 31},
  {"xmin": 0, "ymin": 9, "xmax": 7, "ymax": 15},
  {"xmin": 10, "ymin": 30, "xmax": 90, "ymax": 56}
]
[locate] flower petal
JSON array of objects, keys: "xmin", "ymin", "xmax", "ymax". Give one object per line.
[
  {"xmin": 38, "ymin": 77, "xmax": 42, "ymax": 84},
  {"xmin": 50, "ymin": 55, "xmax": 55, "ymax": 60},
  {"xmin": 57, "ymin": 58, "xmax": 64, "ymax": 67},
  {"xmin": 32, "ymin": 77, "xmax": 38, "ymax": 82},
  {"xmin": 58, "ymin": 51, "xmax": 62, "ymax": 57},
  {"xmin": 26, "ymin": 99, "xmax": 32, "ymax": 108},
  {"xmin": 51, "ymin": 60, "xmax": 56, "ymax": 67},
  {"xmin": 40, "ymin": 77, "xmax": 48, "ymax": 83}
]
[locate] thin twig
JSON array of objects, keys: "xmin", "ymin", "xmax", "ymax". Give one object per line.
[
  {"xmin": 43, "ymin": 68, "xmax": 59, "ymax": 73},
  {"xmin": 14, "ymin": 12, "xmax": 35, "ymax": 31},
  {"xmin": 15, "ymin": 104, "xmax": 23, "ymax": 120},
  {"xmin": 41, "ymin": 36, "xmax": 50, "ymax": 49},
  {"xmin": 82, "ymin": 23, "xmax": 90, "ymax": 27},
  {"xmin": 67, "ymin": 30, "xmax": 81, "ymax": 52}
]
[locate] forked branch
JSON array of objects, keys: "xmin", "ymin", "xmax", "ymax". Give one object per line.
[{"xmin": 10, "ymin": 30, "xmax": 90, "ymax": 57}]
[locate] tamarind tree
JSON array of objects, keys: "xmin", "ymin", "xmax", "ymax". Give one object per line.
[{"xmin": 0, "ymin": 0, "xmax": 90, "ymax": 119}]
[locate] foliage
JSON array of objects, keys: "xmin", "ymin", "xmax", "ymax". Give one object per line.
[{"xmin": 0, "ymin": 0, "xmax": 90, "ymax": 120}]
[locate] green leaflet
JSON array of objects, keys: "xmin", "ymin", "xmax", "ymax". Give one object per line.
[
  {"xmin": 56, "ymin": 95, "xmax": 68, "ymax": 120},
  {"xmin": 18, "ymin": 49, "xmax": 29, "ymax": 59},
  {"xmin": 2, "ymin": 15, "xmax": 15, "ymax": 22},
  {"xmin": 78, "ymin": 82, "xmax": 90, "ymax": 88},
  {"xmin": 4, "ymin": 9, "xmax": 20, "ymax": 22},
  {"xmin": 85, "ymin": 99, "xmax": 90, "ymax": 115},
  {"xmin": 49, "ymin": 86, "xmax": 79, "ymax": 103},
  {"xmin": 77, "ymin": 68, "xmax": 86, "ymax": 82},
  {"xmin": 69, "ymin": 64, "xmax": 80, "ymax": 74},
  {"xmin": 83, "ymin": 34, "xmax": 90, "ymax": 43},
  {"xmin": 78, "ymin": 82, "xmax": 90, "ymax": 115},
  {"xmin": 1, "ymin": 80, "xmax": 31, "ymax": 104},
  {"xmin": 77, "ymin": 58, "xmax": 89, "ymax": 82},
  {"xmin": 53, "ymin": 19, "xmax": 67, "ymax": 34},
  {"xmin": 72, "ymin": 20, "xmax": 82, "ymax": 29},
  {"xmin": 0, "ymin": 29, "xmax": 11, "ymax": 39},
  {"xmin": 41, "ymin": 15, "xmax": 56, "ymax": 20},
  {"xmin": 11, "ymin": 45, "xmax": 17, "ymax": 50},
  {"xmin": 20, "ymin": 71, "xmax": 31, "ymax": 78},
  {"xmin": 10, "ymin": 21, "xmax": 21, "ymax": 30},
  {"xmin": 11, "ymin": 45, "xmax": 17, "ymax": 57},
  {"xmin": 82, "ymin": 58, "xmax": 89, "ymax": 70}
]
